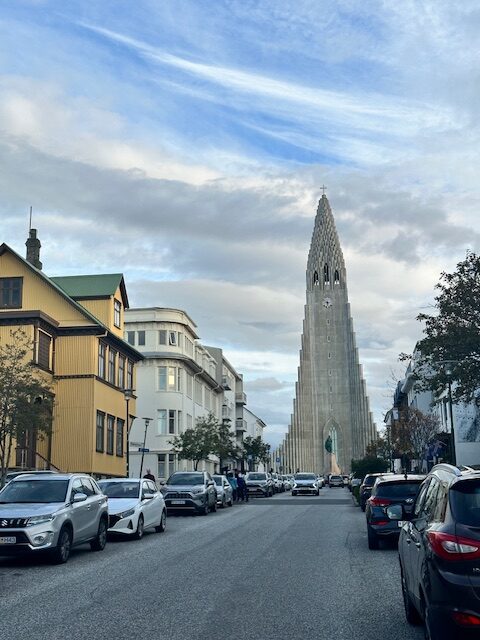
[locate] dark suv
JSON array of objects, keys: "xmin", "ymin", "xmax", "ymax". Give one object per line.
[
  {"xmin": 359, "ymin": 473, "xmax": 390, "ymax": 511},
  {"xmin": 161, "ymin": 471, "xmax": 217, "ymax": 515},
  {"xmin": 365, "ymin": 474, "xmax": 424, "ymax": 550},
  {"xmin": 389, "ymin": 464, "xmax": 480, "ymax": 639}
]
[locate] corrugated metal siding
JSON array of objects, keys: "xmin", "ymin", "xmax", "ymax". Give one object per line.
[
  {"xmin": 55, "ymin": 335, "xmax": 95, "ymax": 374},
  {"xmin": 78, "ymin": 299, "xmax": 110, "ymax": 328}
]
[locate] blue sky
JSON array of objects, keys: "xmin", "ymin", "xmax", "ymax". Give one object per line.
[{"xmin": 1, "ymin": 1, "xmax": 479, "ymax": 447}]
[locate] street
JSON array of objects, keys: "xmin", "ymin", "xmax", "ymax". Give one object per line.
[{"xmin": 0, "ymin": 488, "xmax": 422, "ymax": 640}]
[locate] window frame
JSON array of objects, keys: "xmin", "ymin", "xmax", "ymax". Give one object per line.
[
  {"xmin": 116, "ymin": 418, "xmax": 124, "ymax": 457},
  {"xmin": 114, "ymin": 299, "xmax": 121, "ymax": 328},
  {"xmin": 106, "ymin": 414, "xmax": 115, "ymax": 455},
  {"xmin": 98, "ymin": 343, "xmax": 106, "ymax": 379},
  {"xmin": 96, "ymin": 411, "xmax": 105, "ymax": 453},
  {"xmin": 0, "ymin": 277, "xmax": 23, "ymax": 309}
]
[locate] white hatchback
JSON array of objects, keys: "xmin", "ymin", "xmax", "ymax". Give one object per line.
[{"xmin": 98, "ymin": 478, "xmax": 166, "ymax": 539}]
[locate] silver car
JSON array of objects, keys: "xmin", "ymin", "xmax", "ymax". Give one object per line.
[
  {"xmin": 98, "ymin": 478, "xmax": 167, "ymax": 538},
  {"xmin": 212, "ymin": 475, "xmax": 234, "ymax": 508},
  {"xmin": 292, "ymin": 473, "xmax": 320, "ymax": 496},
  {"xmin": 161, "ymin": 471, "xmax": 217, "ymax": 515},
  {"xmin": 0, "ymin": 473, "xmax": 108, "ymax": 564}
]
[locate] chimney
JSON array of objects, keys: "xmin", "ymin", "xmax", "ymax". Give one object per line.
[{"xmin": 26, "ymin": 228, "xmax": 42, "ymax": 270}]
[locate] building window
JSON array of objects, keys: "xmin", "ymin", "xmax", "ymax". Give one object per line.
[
  {"xmin": 334, "ymin": 269, "xmax": 340, "ymax": 284},
  {"xmin": 313, "ymin": 271, "xmax": 319, "ymax": 286},
  {"xmin": 137, "ymin": 330, "xmax": 145, "ymax": 346},
  {"xmin": 0, "ymin": 277, "xmax": 23, "ymax": 308},
  {"xmin": 118, "ymin": 355, "xmax": 125, "ymax": 388},
  {"xmin": 324, "ymin": 263, "xmax": 330, "ymax": 284},
  {"xmin": 126, "ymin": 331, "xmax": 135, "ymax": 346},
  {"xmin": 116, "ymin": 419, "xmax": 124, "ymax": 456},
  {"xmin": 177, "ymin": 368, "xmax": 182, "ymax": 392},
  {"xmin": 157, "ymin": 409, "xmax": 167, "ymax": 434},
  {"xmin": 169, "ymin": 331, "xmax": 177, "ymax": 346},
  {"xmin": 37, "ymin": 330, "xmax": 52, "ymax": 370},
  {"xmin": 126, "ymin": 360, "xmax": 133, "ymax": 389},
  {"xmin": 168, "ymin": 409, "xmax": 176, "ymax": 434},
  {"xmin": 108, "ymin": 349, "xmax": 116, "ymax": 384},
  {"xmin": 106, "ymin": 415, "xmax": 115, "ymax": 454},
  {"xmin": 168, "ymin": 453, "xmax": 176, "ymax": 477},
  {"xmin": 185, "ymin": 337, "xmax": 193, "ymax": 357},
  {"xmin": 114, "ymin": 299, "xmax": 121, "ymax": 328},
  {"xmin": 186, "ymin": 373, "xmax": 193, "ymax": 398},
  {"xmin": 187, "ymin": 414, "xmax": 192, "ymax": 429},
  {"xmin": 158, "ymin": 454, "xmax": 166, "ymax": 479},
  {"xmin": 158, "ymin": 366, "xmax": 178, "ymax": 391},
  {"xmin": 178, "ymin": 410, "xmax": 182, "ymax": 432},
  {"xmin": 98, "ymin": 343, "xmax": 106, "ymax": 379},
  {"xmin": 96, "ymin": 411, "xmax": 105, "ymax": 452},
  {"xmin": 159, "ymin": 330, "xmax": 167, "ymax": 345},
  {"xmin": 177, "ymin": 333, "xmax": 183, "ymax": 349}
]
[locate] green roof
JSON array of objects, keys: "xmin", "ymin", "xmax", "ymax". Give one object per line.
[{"xmin": 51, "ymin": 274, "xmax": 127, "ymax": 303}]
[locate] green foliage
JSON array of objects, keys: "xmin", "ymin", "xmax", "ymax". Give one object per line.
[
  {"xmin": 242, "ymin": 435, "xmax": 270, "ymax": 469},
  {"xmin": 402, "ymin": 252, "xmax": 480, "ymax": 403},
  {"xmin": 169, "ymin": 413, "xmax": 240, "ymax": 470},
  {"xmin": 351, "ymin": 456, "xmax": 389, "ymax": 479},
  {"xmin": 0, "ymin": 329, "xmax": 53, "ymax": 487}
]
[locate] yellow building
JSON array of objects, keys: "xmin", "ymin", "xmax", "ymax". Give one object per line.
[{"xmin": 0, "ymin": 233, "xmax": 142, "ymax": 477}]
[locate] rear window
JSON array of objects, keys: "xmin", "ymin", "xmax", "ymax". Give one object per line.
[
  {"xmin": 451, "ymin": 481, "xmax": 480, "ymax": 527},
  {"xmin": 363, "ymin": 476, "xmax": 377, "ymax": 486},
  {"xmin": 375, "ymin": 481, "xmax": 422, "ymax": 498}
]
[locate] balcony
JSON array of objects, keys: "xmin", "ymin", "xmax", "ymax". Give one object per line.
[
  {"xmin": 236, "ymin": 418, "xmax": 247, "ymax": 433},
  {"xmin": 235, "ymin": 392, "xmax": 247, "ymax": 405},
  {"xmin": 222, "ymin": 375, "xmax": 231, "ymax": 390}
]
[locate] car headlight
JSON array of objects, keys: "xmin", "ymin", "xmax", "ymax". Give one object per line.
[
  {"xmin": 191, "ymin": 487, "xmax": 205, "ymax": 494},
  {"xmin": 293, "ymin": 484, "xmax": 298, "ymax": 488},
  {"xmin": 119, "ymin": 508, "xmax": 135, "ymax": 518},
  {"xmin": 25, "ymin": 514, "xmax": 56, "ymax": 527}
]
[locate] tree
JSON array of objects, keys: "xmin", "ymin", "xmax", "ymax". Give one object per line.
[
  {"xmin": 169, "ymin": 413, "xmax": 219, "ymax": 470},
  {"xmin": 242, "ymin": 436, "xmax": 270, "ymax": 471},
  {"xmin": 391, "ymin": 407, "xmax": 441, "ymax": 465},
  {"xmin": 401, "ymin": 252, "xmax": 480, "ymax": 403},
  {"xmin": 351, "ymin": 456, "xmax": 389, "ymax": 479},
  {"xmin": 0, "ymin": 329, "xmax": 53, "ymax": 487},
  {"xmin": 213, "ymin": 419, "xmax": 240, "ymax": 468}
]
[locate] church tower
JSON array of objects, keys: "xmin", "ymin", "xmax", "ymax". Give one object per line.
[{"xmin": 281, "ymin": 194, "xmax": 376, "ymax": 473}]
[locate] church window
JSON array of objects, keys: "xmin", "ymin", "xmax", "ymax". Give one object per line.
[
  {"xmin": 327, "ymin": 336, "xmax": 331, "ymax": 342},
  {"xmin": 334, "ymin": 269, "xmax": 340, "ymax": 284},
  {"xmin": 313, "ymin": 271, "xmax": 319, "ymax": 286},
  {"xmin": 328, "ymin": 353, "xmax": 331, "ymax": 359},
  {"xmin": 323, "ymin": 264, "xmax": 330, "ymax": 284}
]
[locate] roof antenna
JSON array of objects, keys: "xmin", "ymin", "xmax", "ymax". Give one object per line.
[{"xmin": 29, "ymin": 206, "xmax": 32, "ymax": 232}]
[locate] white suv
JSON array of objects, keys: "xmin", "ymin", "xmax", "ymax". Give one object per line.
[{"xmin": 0, "ymin": 473, "xmax": 108, "ymax": 563}]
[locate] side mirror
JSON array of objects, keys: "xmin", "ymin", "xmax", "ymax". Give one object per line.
[
  {"xmin": 159, "ymin": 480, "xmax": 166, "ymax": 486},
  {"xmin": 142, "ymin": 492, "xmax": 154, "ymax": 500},
  {"xmin": 73, "ymin": 492, "xmax": 88, "ymax": 503},
  {"xmin": 386, "ymin": 504, "xmax": 404, "ymax": 520}
]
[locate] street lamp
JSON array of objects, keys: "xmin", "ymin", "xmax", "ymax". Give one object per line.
[
  {"xmin": 124, "ymin": 388, "xmax": 135, "ymax": 478},
  {"xmin": 139, "ymin": 417, "xmax": 152, "ymax": 479}
]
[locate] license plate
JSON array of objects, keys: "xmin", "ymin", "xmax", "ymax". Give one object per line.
[
  {"xmin": 397, "ymin": 521, "xmax": 405, "ymax": 528},
  {"xmin": 171, "ymin": 500, "xmax": 186, "ymax": 505},
  {"xmin": 0, "ymin": 537, "xmax": 16, "ymax": 544}
]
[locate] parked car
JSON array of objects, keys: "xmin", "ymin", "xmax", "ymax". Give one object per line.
[
  {"xmin": 161, "ymin": 471, "xmax": 217, "ymax": 515},
  {"xmin": 365, "ymin": 474, "xmax": 424, "ymax": 550},
  {"xmin": 0, "ymin": 473, "xmax": 108, "ymax": 563},
  {"xmin": 328, "ymin": 474, "xmax": 344, "ymax": 488},
  {"xmin": 282, "ymin": 475, "xmax": 292, "ymax": 491},
  {"xmin": 4, "ymin": 470, "xmax": 59, "ymax": 484},
  {"xmin": 292, "ymin": 473, "xmax": 320, "ymax": 496},
  {"xmin": 271, "ymin": 473, "xmax": 285, "ymax": 493},
  {"xmin": 212, "ymin": 475, "xmax": 234, "ymax": 508},
  {"xmin": 390, "ymin": 464, "xmax": 480, "ymax": 639},
  {"xmin": 342, "ymin": 474, "xmax": 350, "ymax": 486},
  {"xmin": 245, "ymin": 472, "xmax": 273, "ymax": 497},
  {"xmin": 359, "ymin": 473, "xmax": 390, "ymax": 511},
  {"xmin": 98, "ymin": 478, "xmax": 166, "ymax": 538}
]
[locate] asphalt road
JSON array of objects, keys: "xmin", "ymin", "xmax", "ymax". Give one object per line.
[{"xmin": 0, "ymin": 488, "xmax": 423, "ymax": 640}]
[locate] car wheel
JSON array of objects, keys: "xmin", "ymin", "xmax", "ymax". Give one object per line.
[
  {"xmin": 401, "ymin": 567, "xmax": 421, "ymax": 625},
  {"xmin": 201, "ymin": 500, "xmax": 209, "ymax": 515},
  {"xmin": 367, "ymin": 525, "xmax": 379, "ymax": 550},
  {"xmin": 155, "ymin": 509, "xmax": 167, "ymax": 533},
  {"xmin": 90, "ymin": 518, "xmax": 108, "ymax": 551},
  {"xmin": 292, "ymin": 491, "xmax": 297, "ymax": 496},
  {"xmin": 50, "ymin": 526, "xmax": 72, "ymax": 564},
  {"xmin": 220, "ymin": 496, "xmax": 227, "ymax": 509},
  {"xmin": 133, "ymin": 515, "xmax": 144, "ymax": 540}
]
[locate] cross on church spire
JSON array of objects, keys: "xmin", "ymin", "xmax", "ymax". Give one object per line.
[{"xmin": 321, "ymin": 184, "xmax": 327, "ymax": 196}]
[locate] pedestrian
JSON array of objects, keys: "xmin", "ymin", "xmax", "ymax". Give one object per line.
[
  {"xmin": 143, "ymin": 468, "xmax": 156, "ymax": 482},
  {"xmin": 227, "ymin": 472, "xmax": 238, "ymax": 502},
  {"xmin": 236, "ymin": 471, "xmax": 248, "ymax": 502}
]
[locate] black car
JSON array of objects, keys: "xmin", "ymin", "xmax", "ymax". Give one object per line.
[
  {"xmin": 365, "ymin": 474, "xmax": 424, "ymax": 550},
  {"xmin": 390, "ymin": 464, "xmax": 480, "ymax": 639},
  {"xmin": 359, "ymin": 473, "xmax": 389, "ymax": 511}
]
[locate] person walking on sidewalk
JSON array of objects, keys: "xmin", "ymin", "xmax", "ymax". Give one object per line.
[
  {"xmin": 236, "ymin": 471, "xmax": 248, "ymax": 502},
  {"xmin": 227, "ymin": 472, "xmax": 238, "ymax": 502}
]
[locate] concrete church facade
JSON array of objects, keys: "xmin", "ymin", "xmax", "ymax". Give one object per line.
[{"xmin": 279, "ymin": 195, "xmax": 376, "ymax": 474}]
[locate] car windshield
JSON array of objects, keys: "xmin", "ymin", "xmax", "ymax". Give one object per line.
[
  {"xmin": 375, "ymin": 481, "xmax": 422, "ymax": 497},
  {"xmin": 247, "ymin": 474, "xmax": 266, "ymax": 481},
  {"xmin": 330, "ymin": 476, "xmax": 341, "ymax": 480},
  {"xmin": 451, "ymin": 481, "xmax": 480, "ymax": 527},
  {"xmin": 0, "ymin": 479, "xmax": 69, "ymax": 503},
  {"xmin": 212, "ymin": 476, "xmax": 224, "ymax": 486},
  {"xmin": 167, "ymin": 473, "xmax": 204, "ymax": 486},
  {"xmin": 363, "ymin": 476, "xmax": 378, "ymax": 486},
  {"xmin": 295, "ymin": 474, "xmax": 316, "ymax": 480},
  {"xmin": 98, "ymin": 481, "xmax": 140, "ymax": 498}
]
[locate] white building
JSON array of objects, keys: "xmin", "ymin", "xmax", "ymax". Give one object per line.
[{"xmin": 125, "ymin": 308, "xmax": 222, "ymax": 479}]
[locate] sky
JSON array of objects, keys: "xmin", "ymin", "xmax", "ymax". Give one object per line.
[{"xmin": 1, "ymin": 1, "xmax": 479, "ymax": 449}]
